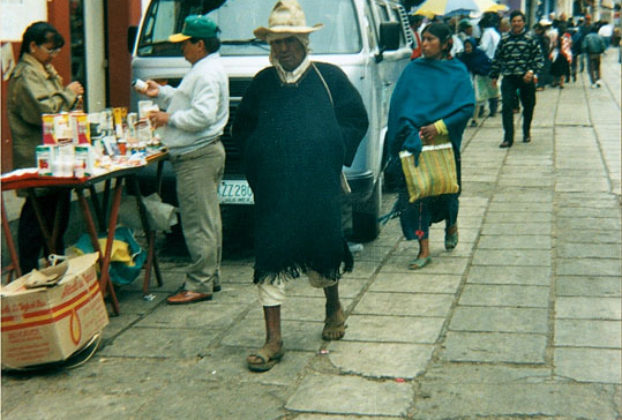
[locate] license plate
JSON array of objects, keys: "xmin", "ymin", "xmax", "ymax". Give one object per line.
[{"xmin": 218, "ymin": 179, "xmax": 254, "ymax": 204}]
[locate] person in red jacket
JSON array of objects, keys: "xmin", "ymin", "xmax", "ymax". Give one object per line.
[{"xmin": 409, "ymin": 14, "xmax": 425, "ymax": 60}]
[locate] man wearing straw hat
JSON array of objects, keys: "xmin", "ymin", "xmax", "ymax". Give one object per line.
[{"xmin": 233, "ymin": 0, "xmax": 368, "ymax": 372}]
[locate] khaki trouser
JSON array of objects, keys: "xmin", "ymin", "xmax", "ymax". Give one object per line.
[{"xmin": 170, "ymin": 140, "xmax": 225, "ymax": 293}]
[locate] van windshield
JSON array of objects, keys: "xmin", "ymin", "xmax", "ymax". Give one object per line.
[{"xmin": 136, "ymin": 0, "xmax": 362, "ymax": 57}]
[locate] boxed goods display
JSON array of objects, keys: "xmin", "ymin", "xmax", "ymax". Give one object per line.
[{"xmin": 1, "ymin": 253, "xmax": 109, "ymax": 369}]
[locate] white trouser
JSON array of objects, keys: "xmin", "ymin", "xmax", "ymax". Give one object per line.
[{"xmin": 257, "ymin": 270, "xmax": 338, "ymax": 306}]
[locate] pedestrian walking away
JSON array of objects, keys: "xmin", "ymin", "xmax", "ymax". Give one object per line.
[
  {"xmin": 477, "ymin": 12, "xmax": 501, "ymax": 116},
  {"xmin": 7, "ymin": 21, "xmax": 84, "ymax": 274},
  {"xmin": 385, "ymin": 22, "xmax": 474, "ymax": 270},
  {"xmin": 232, "ymin": 0, "xmax": 368, "ymax": 372},
  {"xmin": 582, "ymin": 25, "xmax": 607, "ymax": 88},
  {"xmin": 137, "ymin": 14, "xmax": 228, "ymax": 304},
  {"xmin": 490, "ymin": 10, "xmax": 544, "ymax": 148}
]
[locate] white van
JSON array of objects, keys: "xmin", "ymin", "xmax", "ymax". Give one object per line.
[{"xmin": 130, "ymin": 0, "xmax": 413, "ymax": 241}]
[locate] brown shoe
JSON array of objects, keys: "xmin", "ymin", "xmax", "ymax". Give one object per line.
[{"xmin": 166, "ymin": 290, "xmax": 212, "ymax": 305}]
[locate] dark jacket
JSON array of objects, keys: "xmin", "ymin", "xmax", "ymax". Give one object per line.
[{"xmin": 490, "ymin": 30, "xmax": 544, "ymax": 79}]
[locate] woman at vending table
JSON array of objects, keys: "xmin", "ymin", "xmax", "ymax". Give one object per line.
[
  {"xmin": 386, "ymin": 22, "xmax": 474, "ymax": 270},
  {"xmin": 7, "ymin": 21, "xmax": 84, "ymax": 273}
]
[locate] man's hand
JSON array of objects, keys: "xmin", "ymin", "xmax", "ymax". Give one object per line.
[
  {"xmin": 142, "ymin": 80, "xmax": 161, "ymax": 98},
  {"xmin": 523, "ymin": 70, "xmax": 534, "ymax": 84},
  {"xmin": 419, "ymin": 124, "xmax": 438, "ymax": 145},
  {"xmin": 149, "ymin": 111, "xmax": 169, "ymax": 128},
  {"xmin": 67, "ymin": 81, "xmax": 84, "ymax": 96},
  {"xmin": 491, "ymin": 78, "xmax": 498, "ymax": 88}
]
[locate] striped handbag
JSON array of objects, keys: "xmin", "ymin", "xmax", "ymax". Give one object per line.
[{"xmin": 399, "ymin": 143, "xmax": 459, "ymax": 203}]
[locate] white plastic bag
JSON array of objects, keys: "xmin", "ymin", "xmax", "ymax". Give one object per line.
[{"xmin": 119, "ymin": 193, "xmax": 178, "ymax": 232}]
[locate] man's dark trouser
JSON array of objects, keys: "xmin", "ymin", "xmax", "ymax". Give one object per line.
[
  {"xmin": 587, "ymin": 54, "xmax": 601, "ymax": 84},
  {"xmin": 501, "ymin": 75, "xmax": 536, "ymax": 145}
]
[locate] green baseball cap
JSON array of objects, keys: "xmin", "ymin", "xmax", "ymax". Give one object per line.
[{"xmin": 169, "ymin": 14, "xmax": 219, "ymax": 43}]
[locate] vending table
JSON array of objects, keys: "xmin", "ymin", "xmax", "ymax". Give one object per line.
[{"xmin": 1, "ymin": 151, "xmax": 168, "ymax": 315}]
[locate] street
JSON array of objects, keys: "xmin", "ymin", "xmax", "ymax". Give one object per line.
[{"xmin": 2, "ymin": 51, "xmax": 620, "ymax": 419}]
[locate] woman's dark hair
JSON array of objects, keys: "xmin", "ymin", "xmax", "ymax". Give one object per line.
[
  {"xmin": 422, "ymin": 22, "xmax": 453, "ymax": 57},
  {"xmin": 19, "ymin": 21, "xmax": 64, "ymax": 58}
]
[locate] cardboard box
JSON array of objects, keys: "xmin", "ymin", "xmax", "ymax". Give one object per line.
[{"xmin": 1, "ymin": 253, "xmax": 109, "ymax": 369}]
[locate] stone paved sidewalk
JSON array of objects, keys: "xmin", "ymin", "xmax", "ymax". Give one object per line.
[{"xmin": 1, "ymin": 52, "xmax": 620, "ymax": 419}]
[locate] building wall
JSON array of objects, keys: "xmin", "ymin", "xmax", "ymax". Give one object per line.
[{"xmin": 1, "ymin": 0, "xmax": 141, "ymax": 172}]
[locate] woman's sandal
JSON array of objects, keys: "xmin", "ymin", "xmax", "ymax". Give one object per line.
[
  {"xmin": 247, "ymin": 345, "xmax": 284, "ymax": 372},
  {"xmin": 409, "ymin": 256, "xmax": 431, "ymax": 270},
  {"xmin": 445, "ymin": 231, "xmax": 459, "ymax": 250}
]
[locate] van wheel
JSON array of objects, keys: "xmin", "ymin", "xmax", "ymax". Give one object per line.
[{"xmin": 351, "ymin": 175, "xmax": 382, "ymax": 242}]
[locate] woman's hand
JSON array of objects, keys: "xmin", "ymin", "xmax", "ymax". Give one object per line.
[
  {"xmin": 149, "ymin": 111, "xmax": 169, "ymax": 128},
  {"xmin": 419, "ymin": 124, "xmax": 438, "ymax": 145},
  {"xmin": 142, "ymin": 80, "xmax": 161, "ymax": 98},
  {"xmin": 67, "ymin": 81, "xmax": 84, "ymax": 96}
]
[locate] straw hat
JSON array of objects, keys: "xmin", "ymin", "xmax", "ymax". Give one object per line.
[{"xmin": 254, "ymin": 0, "xmax": 323, "ymax": 40}]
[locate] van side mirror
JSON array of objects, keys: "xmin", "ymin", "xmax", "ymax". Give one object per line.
[
  {"xmin": 128, "ymin": 26, "xmax": 138, "ymax": 53},
  {"xmin": 379, "ymin": 22, "xmax": 401, "ymax": 51}
]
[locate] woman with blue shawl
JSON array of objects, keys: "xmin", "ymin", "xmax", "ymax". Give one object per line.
[{"xmin": 386, "ymin": 22, "xmax": 474, "ymax": 270}]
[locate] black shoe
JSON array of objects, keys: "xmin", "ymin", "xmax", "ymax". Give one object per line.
[
  {"xmin": 213, "ymin": 284, "xmax": 222, "ymax": 292},
  {"xmin": 499, "ymin": 141, "xmax": 512, "ymax": 148},
  {"xmin": 523, "ymin": 136, "xmax": 531, "ymax": 143}
]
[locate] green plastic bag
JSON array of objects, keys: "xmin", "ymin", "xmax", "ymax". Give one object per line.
[{"xmin": 71, "ymin": 226, "xmax": 146, "ymax": 285}]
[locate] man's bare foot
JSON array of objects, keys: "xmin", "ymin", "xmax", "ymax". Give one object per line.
[{"xmin": 322, "ymin": 304, "xmax": 345, "ymax": 340}]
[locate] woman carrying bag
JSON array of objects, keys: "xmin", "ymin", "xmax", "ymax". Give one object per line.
[{"xmin": 386, "ymin": 22, "xmax": 474, "ymax": 270}]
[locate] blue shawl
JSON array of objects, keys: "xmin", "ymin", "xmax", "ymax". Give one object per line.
[{"xmin": 387, "ymin": 57, "xmax": 474, "ymax": 161}]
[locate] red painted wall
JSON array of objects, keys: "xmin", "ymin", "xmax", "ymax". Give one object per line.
[{"xmin": 107, "ymin": 0, "xmax": 142, "ymax": 107}]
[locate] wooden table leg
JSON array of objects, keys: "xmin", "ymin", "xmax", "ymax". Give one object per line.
[
  {"xmin": 75, "ymin": 186, "xmax": 120, "ymax": 316},
  {"xmin": 98, "ymin": 178, "xmax": 123, "ymax": 315},
  {"xmin": 1, "ymin": 198, "xmax": 22, "ymax": 281}
]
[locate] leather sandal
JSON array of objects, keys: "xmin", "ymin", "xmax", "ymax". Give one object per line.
[
  {"xmin": 247, "ymin": 344, "xmax": 284, "ymax": 372},
  {"xmin": 409, "ymin": 256, "xmax": 431, "ymax": 270}
]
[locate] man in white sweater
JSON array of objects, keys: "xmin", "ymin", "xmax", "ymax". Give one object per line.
[{"xmin": 140, "ymin": 15, "xmax": 229, "ymax": 304}]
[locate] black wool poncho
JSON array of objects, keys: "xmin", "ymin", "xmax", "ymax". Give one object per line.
[{"xmin": 233, "ymin": 62, "xmax": 369, "ymax": 284}]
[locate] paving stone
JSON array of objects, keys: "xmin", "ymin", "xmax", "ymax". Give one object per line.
[
  {"xmin": 411, "ymin": 382, "xmax": 620, "ymax": 419},
  {"xmin": 222, "ymin": 316, "xmax": 325, "ymax": 352},
  {"xmin": 99, "ymin": 327, "xmax": 219, "ymax": 359},
  {"xmin": 382, "ymin": 255, "xmax": 469, "ymax": 275},
  {"xmin": 369, "ymin": 272, "xmax": 461, "ymax": 294},
  {"xmin": 491, "ymin": 190, "xmax": 553, "ymax": 203},
  {"xmin": 459, "ymin": 284, "xmax": 549, "ymax": 308},
  {"xmin": 467, "ymin": 265, "xmax": 551, "ymax": 285},
  {"xmin": 555, "ymin": 276, "xmax": 621, "ymax": 297},
  {"xmin": 556, "ymin": 258, "xmax": 621, "ymax": 277},
  {"xmin": 556, "ymin": 297, "xmax": 622, "ymax": 320},
  {"xmin": 423, "ymin": 363, "xmax": 550, "ymax": 384},
  {"xmin": 343, "ymin": 315, "xmax": 444, "ymax": 344},
  {"xmin": 555, "ymin": 348, "xmax": 622, "ymax": 384},
  {"xmin": 556, "ymin": 206, "xmax": 620, "ymax": 219},
  {"xmin": 244, "ymin": 297, "xmax": 354, "ymax": 322},
  {"xmin": 135, "ymin": 302, "xmax": 249, "ymax": 330},
  {"xmin": 555, "ymin": 319, "xmax": 622, "ymax": 348},
  {"xmin": 287, "ymin": 276, "xmax": 370, "ymax": 299},
  {"xmin": 472, "ymin": 249, "xmax": 551, "ymax": 267},
  {"xmin": 477, "ymin": 233, "xmax": 552, "ymax": 249},
  {"xmin": 556, "ymin": 228, "xmax": 622, "ymax": 243},
  {"xmin": 441, "ymin": 331, "xmax": 547, "ymax": 363},
  {"xmin": 450, "ymin": 306, "xmax": 548, "ymax": 333},
  {"xmin": 481, "ymin": 223, "xmax": 552, "ymax": 236},
  {"xmin": 285, "ymin": 373, "xmax": 413, "ymax": 416},
  {"xmin": 557, "ymin": 243, "xmax": 622, "ymax": 259},
  {"xmin": 327, "ymin": 341, "xmax": 433, "ymax": 379},
  {"xmin": 487, "ymin": 202, "xmax": 553, "ymax": 212},
  {"xmin": 354, "ymin": 292, "xmax": 454, "ymax": 317}
]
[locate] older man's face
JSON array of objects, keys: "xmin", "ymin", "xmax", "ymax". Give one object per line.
[{"xmin": 271, "ymin": 36, "xmax": 306, "ymax": 71}]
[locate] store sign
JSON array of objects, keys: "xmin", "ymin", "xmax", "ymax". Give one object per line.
[{"xmin": 0, "ymin": 0, "xmax": 47, "ymax": 42}]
